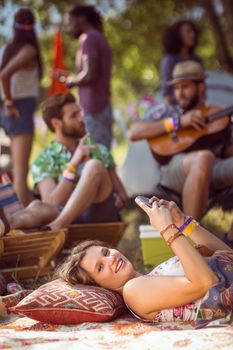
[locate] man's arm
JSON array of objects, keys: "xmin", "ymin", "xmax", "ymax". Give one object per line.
[
  {"xmin": 65, "ymin": 55, "xmax": 98, "ymax": 87},
  {"xmin": 36, "ymin": 134, "xmax": 98, "ymax": 205},
  {"xmin": 128, "ymin": 108, "xmax": 208, "ymax": 142},
  {"xmin": 38, "ymin": 177, "xmax": 76, "ymax": 205},
  {"xmin": 128, "ymin": 119, "xmax": 167, "ymax": 141}
]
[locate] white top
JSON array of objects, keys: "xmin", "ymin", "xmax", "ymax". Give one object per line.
[
  {"xmin": 10, "ymin": 67, "xmax": 39, "ymax": 99},
  {"xmin": 0, "ymin": 46, "xmax": 39, "ymax": 99},
  {"xmin": 128, "ymin": 256, "xmax": 204, "ymax": 323},
  {"xmin": 148, "ymin": 256, "xmax": 204, "ymax": 322}
]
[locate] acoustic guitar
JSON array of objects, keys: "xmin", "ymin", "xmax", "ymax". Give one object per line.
[{"xmin": 148, "ymin": 105, "xmax": 233, "ymax": 164}]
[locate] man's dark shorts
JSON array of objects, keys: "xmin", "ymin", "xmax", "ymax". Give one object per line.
[{"xmin": 72, "ymin": 192, "xmax": 120, "ymax": 224}]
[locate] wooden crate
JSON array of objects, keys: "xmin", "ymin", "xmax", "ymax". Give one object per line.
[
  {"xmin": 66, "ymin": 222, "xmax": 126, "ymax": 248},
  {"xmin": 0, "ymin": 229, "xmax": 67, "ymax": 280}
]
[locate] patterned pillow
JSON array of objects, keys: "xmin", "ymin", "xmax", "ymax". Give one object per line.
[
  {"xmin": 0, "ymin": 290, "xmax": 32, "ymax": 317},
  {"xmin": 11, "ymin": 279, "xmax": 126, "ymax": 324}
]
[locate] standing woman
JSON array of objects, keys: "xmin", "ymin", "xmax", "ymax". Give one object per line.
[
  {"xmin": 160, "ymin": 20, "xmax": 202, "ymax": 104},
  {"xmin": 0, "ymin": 7, "xmax": 43, "ymax": 205}
]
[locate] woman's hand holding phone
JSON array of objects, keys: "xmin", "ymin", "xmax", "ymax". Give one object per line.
[{"xmin": 135, "ymin": 195, "xmax": 185, "ymax": 230}]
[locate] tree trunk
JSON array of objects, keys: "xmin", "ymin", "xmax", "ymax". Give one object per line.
[
  {"xmin": 200, "ymin": 0, "xmax": 233, "ymax": 73},
  {"xmin": 221, "ymin": 0, "xmax": 233, "ymax": 44}
]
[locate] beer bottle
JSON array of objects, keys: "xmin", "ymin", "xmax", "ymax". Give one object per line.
[{"xmin": 86, "ymin": 134, "xmax": 103, "ymax": 160}]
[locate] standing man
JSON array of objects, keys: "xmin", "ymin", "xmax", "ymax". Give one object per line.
[{"xmin": 60, "ymin": 4, "xmax": 113, "ymax": 149}]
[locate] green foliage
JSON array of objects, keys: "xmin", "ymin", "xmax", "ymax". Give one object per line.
[
  {"xmin": 1, "ymin": 0, "xmax": 232, "ymax": 104},
  {"xmin": 1, "ymin": 0, "xmax": 233, "ymax": 143}
]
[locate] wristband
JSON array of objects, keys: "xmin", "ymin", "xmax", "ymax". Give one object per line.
[
  {"xmin": 182, "ymin": 219, "xmax": 199, "ymax": 237},
  {"xmin": 179, "ymin": 216, "xmax": 193, "ymax": 232},
  {"xmin": 62, "ymin": 169, "xmax": 77, "ymax": 182},
  {"xmin": 62, "ymin": 176, "xmax": 77, "ymax": 184},
  {"xmin": 67, "ymin": 162, "xmax": 77, "ymax": 175},
  {"xmin": 164, "ymin": 118, "xmax": 174, "ymax": 133},
  {"xmin": 172, "ymin": 117, "xmax": 180, "ymax": 131}
]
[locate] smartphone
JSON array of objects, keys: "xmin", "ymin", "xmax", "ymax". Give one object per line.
[{"xmin": 135, "ymin": 195, "xmax": 152, "ymax": 208}]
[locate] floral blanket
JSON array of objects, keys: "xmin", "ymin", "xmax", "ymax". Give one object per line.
[{"xmin": 0, "ymin": 314, "xmax": 232, "ymax": 350}]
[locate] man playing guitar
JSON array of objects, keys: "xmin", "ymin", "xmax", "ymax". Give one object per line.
[{"xmin": 128, "ymin": 61, "xmax": 233, "ymax": 222}]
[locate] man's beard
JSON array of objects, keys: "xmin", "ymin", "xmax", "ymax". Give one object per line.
[
  {"xmin": 180, "ymin": 92, "xmax": 199, "ymax": 112},
  {"xmin": 71, "ymin": 28, "xmax": 83, "ymax": 39},
  {"xmin": 61, "ymin": 123, "xmax": 85, "ymax": 139}
]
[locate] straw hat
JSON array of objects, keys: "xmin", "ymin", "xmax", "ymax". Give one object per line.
[{"xmin": 167, "ymin": 60, "xmax": 207, "ymax": 86}]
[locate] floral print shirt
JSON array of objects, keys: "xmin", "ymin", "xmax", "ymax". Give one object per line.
[
  {"xmin": 31, "ymin": 138, "xmax": 115, "ymax": 186},
  {"xmin": 143, "ymin": 102, "xmax": 182, "ymax": 122}
]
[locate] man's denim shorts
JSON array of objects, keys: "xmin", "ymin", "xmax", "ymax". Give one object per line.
[{"xmin": 0, "ymin": 97, "xmax": 36, "ymax": 136}]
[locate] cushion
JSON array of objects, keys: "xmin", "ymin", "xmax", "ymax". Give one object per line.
[
  {"xmin": 0, "ymin": 290, "xmax": 32, "ymax": 317},
  {"xmin": 11, "ymin": 279, "xmax": 126, "ymax": 324}
]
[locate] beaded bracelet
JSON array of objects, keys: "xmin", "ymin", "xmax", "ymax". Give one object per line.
[
  {"xmin": 160, "ymin": 223, "xmax": 177, "ymax": 236},
  {"xmin": 167, "ymin": 230, "xmax": 184, "ymax": 246}
]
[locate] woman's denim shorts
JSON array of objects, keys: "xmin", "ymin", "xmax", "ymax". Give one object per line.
[{"xmin": 0, "ymin": 97, "xmax": 36, "ymax": 137}]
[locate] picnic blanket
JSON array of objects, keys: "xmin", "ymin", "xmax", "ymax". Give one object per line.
[{"xmin": 0, "ymin": 314, "xmax": 232, "ymax": 350}]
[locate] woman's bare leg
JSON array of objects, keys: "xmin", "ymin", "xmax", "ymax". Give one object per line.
[{"xmin": 11, "ymin": 134, "xmax": 33, "ymax": 206}]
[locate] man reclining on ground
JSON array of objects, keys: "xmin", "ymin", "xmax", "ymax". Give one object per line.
[{"xmin": 0, "ymin": 93, "xmax": 127, "ymax": 235}]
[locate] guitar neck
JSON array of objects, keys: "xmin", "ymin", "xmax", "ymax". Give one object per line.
[{"xmin": 206, "ymin": 105, "xmax": 233, "ymax": 123}]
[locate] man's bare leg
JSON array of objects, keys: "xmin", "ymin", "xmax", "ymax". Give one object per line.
[
  {"xmin": 49, "ymin": 159, "xmax": 112, "ymax": 229},
  {"xmin": 182, "ymin": 150, "xmax": 215, "ymax": 220},
  {"xmin": 8, "ymin": 200, "xmax": 60, "ymax": 229}
]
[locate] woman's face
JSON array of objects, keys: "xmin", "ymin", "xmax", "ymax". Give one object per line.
[
  {"xmin": 180, "ymin": 23, "xmax": 196, "ymax": 49},
  {"xmin": 80, "ymin": 245, "xmax": 136, "ymax": 292}
]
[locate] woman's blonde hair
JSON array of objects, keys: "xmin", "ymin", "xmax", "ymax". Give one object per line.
[{"xmin": 56, "ymin": 240, "xmax": 108, "ymax": 285}]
